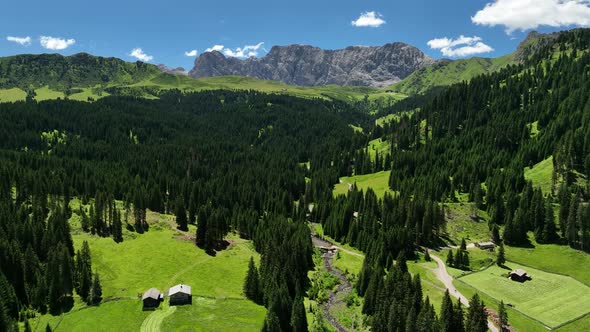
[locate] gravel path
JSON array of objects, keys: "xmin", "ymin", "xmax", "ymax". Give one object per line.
[{"xmin": 430, "ymin": 252, "xmax": 500, "ymax": 332}]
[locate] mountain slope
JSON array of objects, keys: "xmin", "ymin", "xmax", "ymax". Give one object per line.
[
  {"xmin": 0, "ymin": 53, "xmax": 159, "ymax": 91},
  {"xmin": 189, "ymin": 43, "xmax": 435, "ymax": 88},
  {"xmin": 388, "ymin": 30, "xmax": 563, "ymax": 95}
]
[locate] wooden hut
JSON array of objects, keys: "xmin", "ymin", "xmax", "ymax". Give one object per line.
[
  {"xmin": 142, "ymin": 288, "xmax": 163, "ymax": 310},
  {"xmin": 169, "ymin": 284, "xmax": 192, "ymax": 305}
]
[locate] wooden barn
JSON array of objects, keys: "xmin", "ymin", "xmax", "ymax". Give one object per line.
[
  {"xmin": 142, "ymin": 288, "xmax": 163, "ymax": 310},
  {"xmin": 475, "ymin": 241, "xmax": 496, "ymax": 251},
  {"xmin": 508, "ymin": 269, "xmax": 531, "ymax": 282},
  {"xmin": 169, "ymin": 284, "xmax": 192, "ymax": 305}
]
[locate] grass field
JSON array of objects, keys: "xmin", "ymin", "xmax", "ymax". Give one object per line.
[
  {"xmin": 443, "ymin": 202, "xmax": 491, "ymax": 245},
  {"xmin": 160, "ymin": 297, "xmax": 266, "ymax": 331},
  {"xmin": 34, "ymin": 86, "xmax": 65, "ymax": 101},
  {"xmin": 0, "ymin": 87, "xmax": 26, "ymax": 102},
  {"xmin": 29, "ymin": 207, "xmax": 265, "ymax": 331},
  {"xmin": 459, "ymin": 262, "xmax": 590, "ymax": 328},
  {"xmin": 333, "ymin": 170, "xmax": 393, "ymax": 199},
  {"xmin": 505, "ymin": 239, "xmax": 590, "ymax": 285},
  {"xmin": 367, "ymin": 138, "xmax": 390, "ymax": 161},
  {"xmin": 524, "ymin": 156, "xmax": 554, "ymax": 194}
]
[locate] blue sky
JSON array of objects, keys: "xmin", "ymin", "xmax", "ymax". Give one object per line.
[{"xmin": 1, "ymin": 0, "xmax": 589, "ymax": 69}]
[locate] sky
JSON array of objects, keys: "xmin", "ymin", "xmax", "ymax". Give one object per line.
[{"xmin": 1, "ymin": 0, "xmax": 590, "ymax": 69}]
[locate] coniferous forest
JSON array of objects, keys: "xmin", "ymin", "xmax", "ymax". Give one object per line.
[{"xmin": 1, "ymin": 28, "xmax": 590, "ymax": 332}]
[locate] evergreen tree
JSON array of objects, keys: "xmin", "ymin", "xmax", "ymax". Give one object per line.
[
  {"xmin": 112, "ymin": 208, "xmax": 123, "ymax": 243},
  {"xmin": 175, "ymin": 196, "xmax": 188, "ymax": 231},
  {"xmin": 542, "ymin": 197, "xmax": 558, "ymax": 243},
  {"xmin": 496, "ymin": 243, "xmax": 506, "ymax": 267},
  {"xmin": 290, "ymin": 293, "xmax": 308, "ymax": 332},
  {"xmin": 24, "ymin": 319, "xmax": 32, "ymax": 332},
  {"xmin": 89, "ymin": 273, "xmax": 102, "ymax": 305},
  {"xmin": 465, "ymin": 294, "xmax": 487, "ymax": 332},
  {"xmin": 498, "ymin": 300, "xmax": 508, "ymax": 332},
  {"xmin": 243, "ymin": 257, "xmax": 261, "ymax": 304},
  {"xmin": 446, "ymin": 250, "xmax": 454, "ymax": 267},
  {"xmin": 263, "ymin": 309, "xmax": 281, "ymax": 332},
  {"xmin": 424, "ymin": 249, "xmax": 431, "ymax": 262},
  {"xmin": 440, "ymin": 290, "xmax": 455, "ymax": 332}
]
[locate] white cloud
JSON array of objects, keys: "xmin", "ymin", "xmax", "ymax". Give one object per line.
[
  {"xmin": 351, "ymin": 11, "xmax": 386, "ymax": 27},
  {"xmin": 129, "ymin": 48, "xmax": 153, "ymax": 62},
  {"xmin": 428, "ymin": 35, "xmax": 494, "ymax": 57},
  {"xmin": 6, "ymin": 36, "xmax": 31, "ymax": 46},
  {"xmin": 204, "ymin": 42, "xmax": 265, "ymax": 58},
  {"xmin": 40, "ymin": 36, "xmax": 76, "ymax": 50},
  {"xmin": 472, "ymin": 0, "xmax": 590, "ymax": 32},
  {"xmin": 184, "ymin": 49, "xmax": 198, "ymax": 57},
  {"xmin": 205, "ymin": 45, "xmax": 225, "ymax": 52}
]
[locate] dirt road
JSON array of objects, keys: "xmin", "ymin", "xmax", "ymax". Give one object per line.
[{"xmin": 430, "ymin": 252, "xmax": 500, "ymax": 332}]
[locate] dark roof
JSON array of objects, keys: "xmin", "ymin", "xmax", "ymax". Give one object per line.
[{"xmin": 142, "ymin": 288, "xmax": 162, "ymax": 300}]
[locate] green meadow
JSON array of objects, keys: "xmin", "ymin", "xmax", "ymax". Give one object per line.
[
  {"xmin": 524, "ymin": 156, "xmax": 554, "ymax": 194},
  {"xmin": 30, "ymin": 209, "xmax": 265, "ymax": 331},
  {"xmin": 459, "ymin": 262, "xmax": 590, "ymax": 328},
  {"xmin": 333, "ymin": 170, "xmax": 393, "ymax": 199}
]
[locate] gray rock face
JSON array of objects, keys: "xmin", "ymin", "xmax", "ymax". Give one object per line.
[
  {"xmin": 188, "ymin": 43, "xmax": 434, "ymax": 87},
  {"xmin": 157, "ymin": 64, "xmax": 188, "ymax": 76}
]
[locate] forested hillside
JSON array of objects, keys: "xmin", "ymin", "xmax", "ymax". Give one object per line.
[
  {"xmin": 311, "ymin": 28, "xmax": 590, "ymax": 330},
  {"xmin": 0, "ymin": 90, "xmax": 373, "ymax": 330}
]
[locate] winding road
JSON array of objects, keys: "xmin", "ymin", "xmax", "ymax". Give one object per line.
[{"xmin": 430, "ymin": 252, "xmax": 500, "ymax": 332}]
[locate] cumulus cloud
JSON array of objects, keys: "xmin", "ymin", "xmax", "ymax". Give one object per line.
[
  {"xmin": 351, "ymin": 11, "xmax": 386, "ymax": 27},
  {"xmin": 427, "ymin": 35, "xmax": 494, "ymax": 57},
  {"xmin": 40, "ymin": 36, "xmax": 75, "ymax": 50},
  {"xmin": 204, "ymin": 42, "xmax": 265, "ymax": 58},
  {"xmin": 472, "ymin": 0, "xmax": 590, "ymax": 32},
  {"xmin": 205, "ymin": 45, "xmax": 225, "ymax": 52},
  {"xmin": 129, "ymin": 48, "xmax": 153, "ymax": 62},
  {"xmin": 184, "ymin": 49, "xmax": 198, "ymax": 57},
  {"xmin": 6, "ymin": 36, "xmax": 31, "ymax": 46}
]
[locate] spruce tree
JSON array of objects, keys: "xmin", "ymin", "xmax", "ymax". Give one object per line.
[
  {"xmin": 498, "ymin": 300, "xmax": 508, "ymax": 332},
  {"xmin": 465, "ymin": 294, "xmax": 487, "ymax": 332},
  {"xmin": 243, "ymin": 257, "xmax": 261, "ymax": 304},
  {"xmin": 542, "ymin": 198, "xmax": 558, "ymax": 243},
  {"xmin": 89, "ymin": 273, "xmax": 102, "ymax": 305},
  {"xmin": 290, "ymin": 294, "xmax": 308, "ymax": 332},
  {"xmin": 440, "ymin": 290, "xmax": 454, "ymax": 332},
  {"xmin": 446, "ymin": 250, "xmax": 454, "ymax": 267},
  {"xmin": 496, "ymin": 243, "xmax": 506, "ymax": 267},
  {"xmin": 112, "ymin": 209, "xmax": 123, "ymax": 243},
  {"xmin": 263, "ymin": 309, "xmax": 281, "ymax": 332},
  {"xmin": 175, "ymin": 196, "xmax": 188, "ymax": 231}
]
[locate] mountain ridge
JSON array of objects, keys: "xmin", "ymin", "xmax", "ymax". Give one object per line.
[{"xmin": 189, "ymin": 42, "xmax": 435, "ymax": 88}]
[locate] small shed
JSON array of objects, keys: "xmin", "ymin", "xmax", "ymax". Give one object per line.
[
  {"xmin": 169, "ymin": 284, "xmax": 192, "ymax": 305},
  {"xmin": 142, "ymin": 288, "xmax": 163, "ymax": 310},
  {"xmin": 508, "ymin": 269, "xmax": 531, "ymax": 282},
  {"xmin": 475, "ymin": 241, "xmax": 496, "ymax": 251}
]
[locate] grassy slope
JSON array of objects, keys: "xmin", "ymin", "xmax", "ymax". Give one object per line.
[
  {"xmin": 459, "ymin": 262, "xmax": 590, "ymax": 328},
  {"xmin": 0, "ymin": 87, "xmax": 26, "ymax": 102},
  {"xmin": 34, "ymin": 86, "xmax": 65, "ymax": 101},
  {"xmin": 524, "ymin": 156, "xmax": 554, "ymax": 194},
  {"xmin": 333, "ymin": 170, "xmax": 393, "ymax": 199},
  {"xmin": 31, "ymin": 207, "xmax": 265, "ymax": 331},
  {"xmin": 389, "ymin": 55, "xmax": 515, "ymax": 95}
]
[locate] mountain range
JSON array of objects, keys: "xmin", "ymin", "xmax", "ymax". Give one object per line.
[
  {"xmin": 189, "ymin": 43, "xmax": 435, "ymax": 88},
  {"xmin": 0, "ymin": 30, "xmax": 566, "ymax": 102}
]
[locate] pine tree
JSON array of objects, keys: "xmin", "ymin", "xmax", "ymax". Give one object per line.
[
  {"xmin": 24, "ymin": 319, "xmax": 32, "ymax": 332},
  {"xmin": 465, "ymin": 294, "xmax": 487, "ymax": 332},
  {"xmin": 454, "ymin": 301, "xmax": 465, "ymax": 332},
  {"xmin": 496, "ymin": 243, "xmax": 506, "ymax": 267},
  {"xmin": 263, "ymin": 309, "xmax": 281, "ymax": 332},
  {"xmin": 75, "ymin": 241, "xmax": 92, "ymax": 301},
  {"xmin": 175, "ymin": 196, "xmax": 188, "ymax": 231},
  {"xmin": 424, "ymin": 249, "xmax": 431, "ymax": 262},
  {"xmin": 446, "ymin": 250, "xmax": 454, "ymax": 267},
  {"xmin": 89, "ymin": 273, "xmax": 102, "ymax": 305},
  {"xmin": 440, "ymin": 290, "xmax": 454, "ymax": 332},
  {"xmin": 491, "ymin": 224, "xmax": 501, "ymax": 244},
  {"xmin": 290, "ymin": 294, "xmax": 308, "ymax": 332},
  {"xmin": 542, "ymin": 198, "xmax": 558, "ymax": 243},
  {"xmin": 112, "ymin": 208, "xmax": 123, "ymax": 243},
  {"xmin": 498, "ymin": 300, "xmax": 508, "ymax": 332},
  {"xmin": 243, "ymin": 257, "xmax": 261, "ymax": 304}
]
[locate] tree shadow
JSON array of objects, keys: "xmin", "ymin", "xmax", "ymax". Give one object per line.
[{"xmin": 49, "ymin": 296, "xmax": 74, "ymax": 315}]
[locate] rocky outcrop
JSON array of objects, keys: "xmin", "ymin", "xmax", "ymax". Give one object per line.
[{"xmin": 188, "ymin": 43, "xmax": 434, "ymax": 87}]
